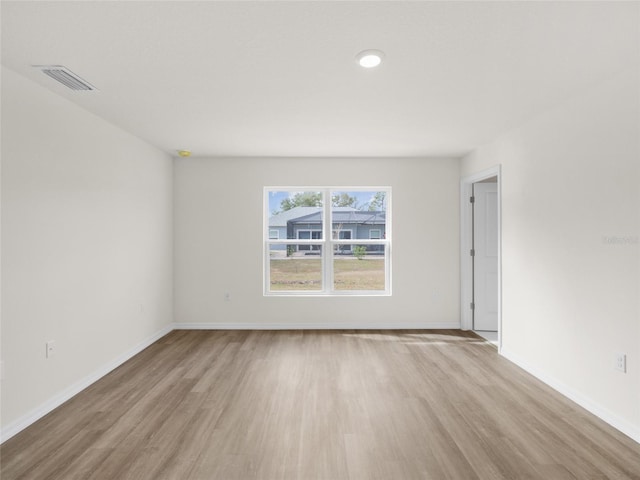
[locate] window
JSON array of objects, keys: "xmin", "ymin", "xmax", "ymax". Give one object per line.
[
  {"xmin": 297, "ymin": 230, "xmax": 322, "ymax": 251},
  {"xmin": 333, "ymin": 230, "xmax": 352, "ymax": 252},
  {"xmin": 265, "ymin": 187, "xmax": 391, "ymax": 295}
]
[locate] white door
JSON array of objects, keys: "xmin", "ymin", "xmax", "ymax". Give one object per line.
[{"xmin": 473, "ymin": 182, "xmax": 498, "ymax": 331}]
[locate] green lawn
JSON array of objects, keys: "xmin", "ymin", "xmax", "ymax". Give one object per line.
[{"xmin": 269, "ymin": 257, "xmax": 385, "ymax": 291}]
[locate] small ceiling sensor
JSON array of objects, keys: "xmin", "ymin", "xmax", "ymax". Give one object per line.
[
  {"xmin": 356, "ymin": 50, "xmax": 384, "ymax": 68},
  {"xmin": 177, "ymin": 150, "xmax": 191, "ymax": 157}
]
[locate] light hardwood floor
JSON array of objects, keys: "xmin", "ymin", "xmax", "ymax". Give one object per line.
[{"xmin": 2, "ymin": 330, "xmax": 639, "ymax": 479}]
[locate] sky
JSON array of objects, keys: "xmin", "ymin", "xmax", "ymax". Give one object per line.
[{"xmin": 267, "ymin": 190, "xmax": 385, "ymax": 215}]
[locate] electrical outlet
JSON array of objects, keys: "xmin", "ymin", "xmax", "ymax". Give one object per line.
[
  {"xmin": 615, "ymin": 353, "xmax": 626, "ymax": 373},
  {"xmin": 46, "ymin": 341, "xmax": 56, "ymax": 359}
]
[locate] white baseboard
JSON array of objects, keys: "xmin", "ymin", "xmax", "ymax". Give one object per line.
[
  {"xmin": 174, "ymin": 322, "xmax": 461, "ymax": 330},
  {"xmin": 0, "ymin": 321, "xmax": 457, "ymax": 443},
  {"xmin": 500, "ymin": 348, "xmax": 640, "ymax": 444},
  {"xmin": 9, "ymin": 325, "xmax": 636, "ymax": 447},
  {"xmin": 0, "ymin": 324, "xmax": 173, "ymax": 444}
]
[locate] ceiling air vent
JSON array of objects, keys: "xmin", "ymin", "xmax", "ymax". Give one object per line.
[{"xmin": 33, "ymin": 65, "xmax": 97, "ymax": 91}]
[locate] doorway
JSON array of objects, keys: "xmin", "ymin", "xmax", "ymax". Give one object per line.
[{"xmin": 460, "ymin": 166, "xmax": 502, "ymax": 350}]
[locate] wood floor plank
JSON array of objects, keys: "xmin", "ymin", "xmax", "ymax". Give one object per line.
[{"xmin": 2, "ymin": 330, "xmax": 639, "ymax": 480}]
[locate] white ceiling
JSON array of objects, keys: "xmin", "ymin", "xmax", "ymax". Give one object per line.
[{"xmin": 2, "ymin": 1, "xmax": 638, "ymax": 158}]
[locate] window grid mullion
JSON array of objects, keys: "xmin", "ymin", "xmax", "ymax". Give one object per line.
[
  {"xmin": 324, "ymin": 190, "xmax": 332, "ymax": 293},
  {"xmin": 267, "ymin": 239, "xmax": 324, "ymax": 244},
  {"xmin": 330, "ymin": 239, "xmax": 388, "ymax": 244}
]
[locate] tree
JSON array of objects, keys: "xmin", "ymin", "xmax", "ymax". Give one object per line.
[
  {"xmin": 367, "ymin": 191, "xmax": 386, "ymax": 211},
  {"xmin": 279, "ymin": 192, "xmax": 322, "ymax": 212},
  {"xmin": 331, "ymin": 193, "xmax": 359, "ymax": 209},
  {"xmin": 353, "ymin": 245, "xmax": 367, "ymax": 260}
]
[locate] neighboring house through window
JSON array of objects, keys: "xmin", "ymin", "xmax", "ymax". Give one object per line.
[{"xmin": 264, "ymin": 188, "xmax": 391, "ymax": 295}]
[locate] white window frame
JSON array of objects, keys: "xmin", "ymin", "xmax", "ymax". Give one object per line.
[
  {"xmin": 264, "ymin": 187, "xmax": 391, "ymax": 296},
  {"xmin": 269, "ymin": 229, "xmax": 279, "ymax": 240},
  {"xmin": 369, "ymin": 229, "xmax": 382, "ymax": 240}
]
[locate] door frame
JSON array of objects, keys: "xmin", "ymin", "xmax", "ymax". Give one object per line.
[{"xmin": 460, "ymin": 165, "xmax": 502, "ymax": 351}]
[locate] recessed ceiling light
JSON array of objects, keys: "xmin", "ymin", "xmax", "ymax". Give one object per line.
[
  {"xmin": 177, "ymin": 150, "xmax": 191, "ymax": 157},
  {"xmin": 355, "ymin": 50, "xmax": 384, "ymax": 68}
]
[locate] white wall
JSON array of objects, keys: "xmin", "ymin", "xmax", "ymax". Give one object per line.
[
  {"xmin": 461, "ymin": 68, "xmax": 640, "ymax": 440},
  {"xmin": 174, "ymin": 157, "xmax": 460, "ymax": 328},
  {"xmin": 1, "ymin": 67, "xmax": 174, "ymax": 436}
]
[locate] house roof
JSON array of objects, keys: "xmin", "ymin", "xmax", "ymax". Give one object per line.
[
  {"xmin": 269, "ymin": 207, "xmax": 324, "ymax": 227},
  {"xmin": 269, "ymin": 206, "xmax": 385, "ymax": 227},
  {"xmin": 292, "ymin": 210, "xmax": 385, "ymax": 225}
]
